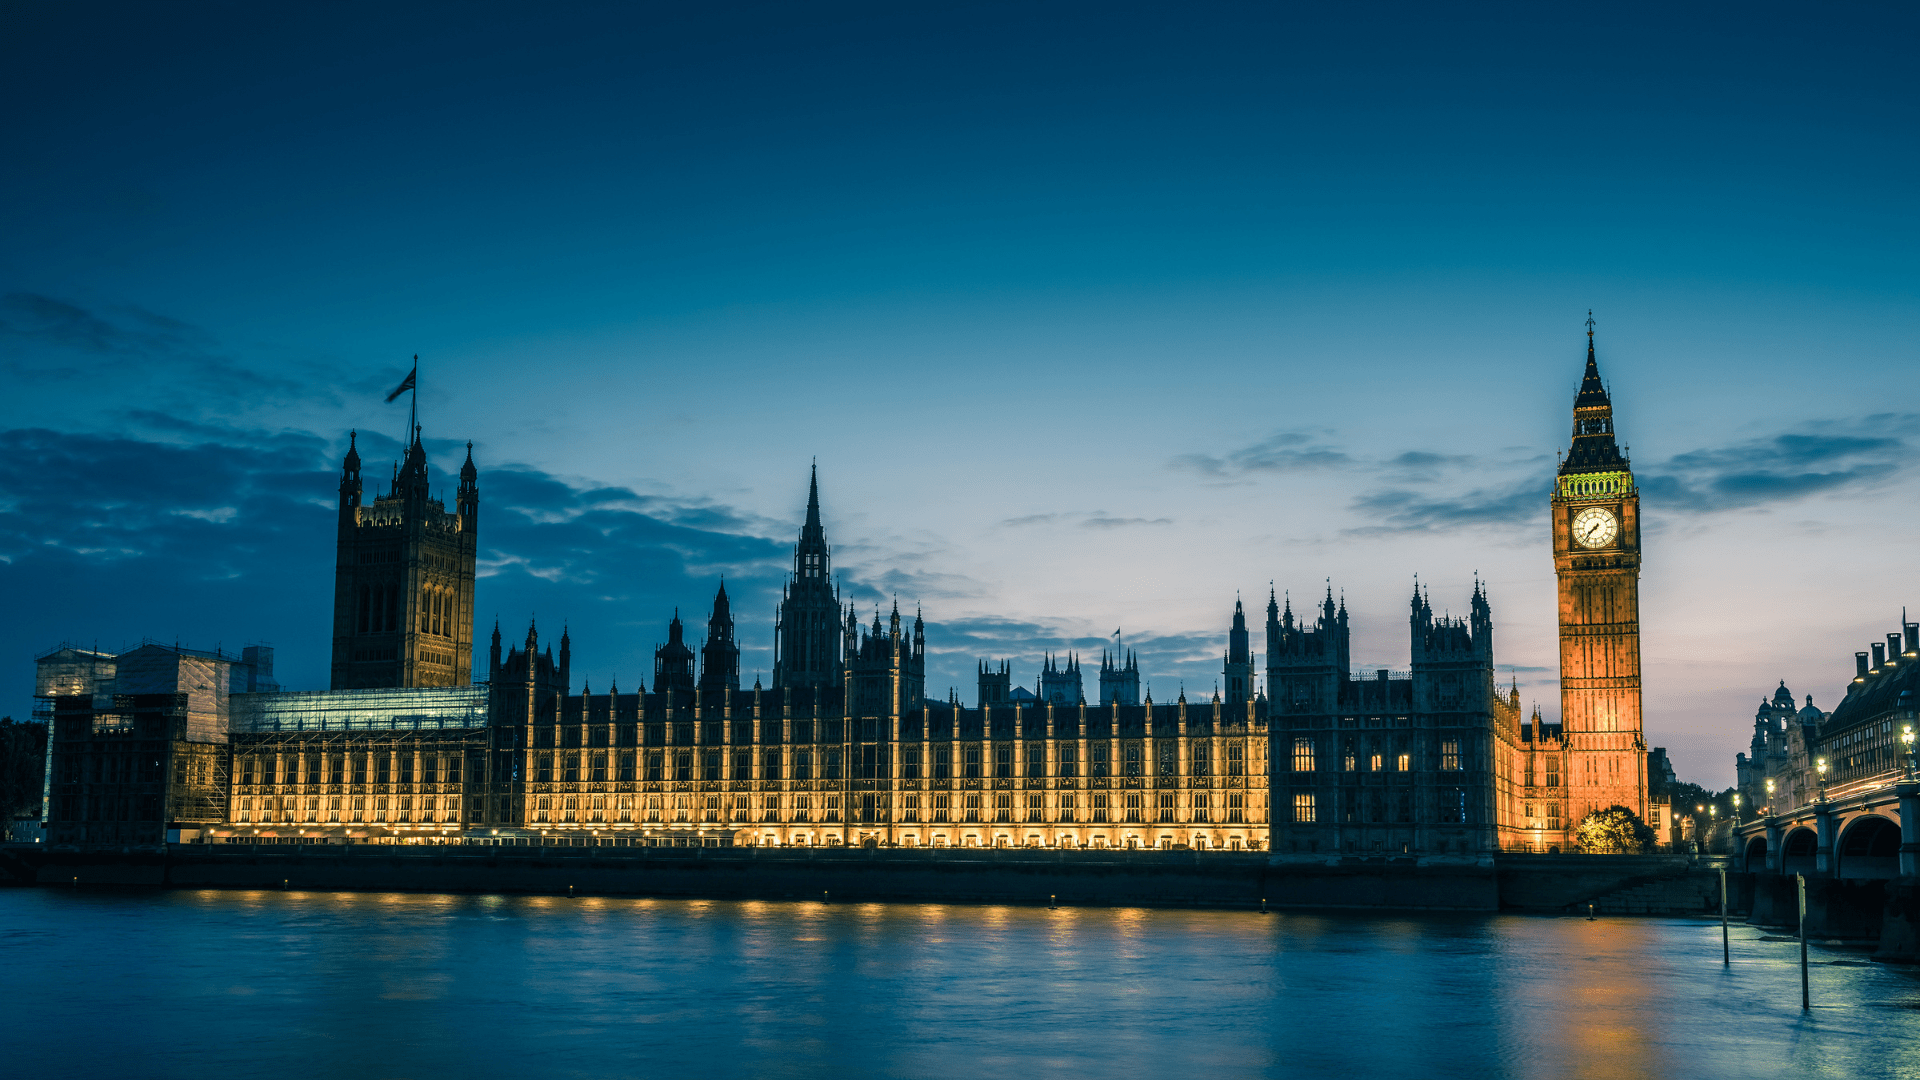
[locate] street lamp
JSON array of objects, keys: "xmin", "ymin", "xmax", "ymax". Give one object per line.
[
  {"xmin": 1765, "ymin": 776, "xmax": 1775, "ymax": 814},
  {"xmin": 1900, "ymin": 690, "xmax": 1916, "ymax": 781},
  {"xmin": 1815, "ymin": 757, "xmax": 1828, "ymax": 800},
  {"xmin": 1731, "ymin": 793, "xmax": 1741, "ymax": 825}
]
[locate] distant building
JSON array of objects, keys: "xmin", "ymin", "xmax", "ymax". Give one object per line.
[
  {"xmin": 1037, "ymin": 654, "xmax": 1083, "ymax": 706},
  {"xmin": 1733, "ymin": 621, "xmax": 1918, "ymax": 878},
  {"xmin": 1099, "ymin": 648, "xmax": 1140, "ymax": 706}
]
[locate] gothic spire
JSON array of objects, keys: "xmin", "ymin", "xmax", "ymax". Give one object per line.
[{"xmin": 1563, "ymin": 311, "xmax": 1627, "ymax": 474}]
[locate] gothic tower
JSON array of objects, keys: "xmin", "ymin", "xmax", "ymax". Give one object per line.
[
  {"xmin": 1099, "ymin": 647, "xmax": 1139, "ymax": 706},
  {"xmin": 1552, "ymin": 316, "xmax": 1649, "ymax": 829},
  {"xmin": 1224, "ymin": 597, "xmax": 1253, "ymax": 704},
  {"xmin": 773, "ymin": 465, "xmax": 843, "ymax": 689},
  {"xmin": 329, "ymin": 429, "xmax": 478, "ymax": 689},
  {"xmin": 1038, "ymin": 653, "xmax": 1083, "ymax": 705},
  {"xmin": 654, "ymin": 610, "xmax": 696, "ymax": 694},
  {"xmin": 699, "ymin": 581, "xmax": 741, "ymax": 692}
]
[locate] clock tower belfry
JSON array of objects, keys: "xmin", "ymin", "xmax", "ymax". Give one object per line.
[{"xmin": 1552, "ymin": 315, "xmax": 1649, "ymax": 836}]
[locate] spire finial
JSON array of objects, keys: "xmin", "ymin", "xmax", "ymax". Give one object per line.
[{"xmin": 1586, "ymin": 310, "xmax": 1595, "ymax": 342}]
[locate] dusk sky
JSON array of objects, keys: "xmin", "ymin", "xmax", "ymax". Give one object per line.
[{"xmin": 3, "ymin": 2, "xmax": 1915, "ymax": 787}]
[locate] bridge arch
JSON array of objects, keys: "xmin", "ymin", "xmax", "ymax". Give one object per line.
[
  {"xmin": 1781, "ymin": 826, "xmax": 1818, "ymax": 876},
  {"xmin": 1837, "ymin": 814, "xmax": 1901, "ymax": 880},
  {"xmin": 1743, "ymin": 836, "xmax": 1769, "ymax": 874}
]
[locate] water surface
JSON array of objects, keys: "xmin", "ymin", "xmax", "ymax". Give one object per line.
[{"xmin": 5, "ymin": 888, "xmax": 1915, "ymax": 1079}]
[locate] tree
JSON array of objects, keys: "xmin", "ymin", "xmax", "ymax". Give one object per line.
[{"xmin": 1575, "ymin": 805, "xmax": 1657, "ymax": 854}]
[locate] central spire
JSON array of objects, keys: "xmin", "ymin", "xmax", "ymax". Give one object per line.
[{"xmin": 1562, "ymin": 312, "xmax": 1627, "ymax": 475}]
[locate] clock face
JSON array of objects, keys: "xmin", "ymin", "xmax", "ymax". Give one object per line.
[{"xmin": 1571, "ymin": 506, "xmax": 1618, "ymax": 549}]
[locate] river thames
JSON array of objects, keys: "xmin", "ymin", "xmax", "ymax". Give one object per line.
[{"xmin": 6, "ymin": 888, "xmax": 1916, "ymax": 1079}]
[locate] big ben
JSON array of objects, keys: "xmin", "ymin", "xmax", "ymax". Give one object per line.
[{"xmin": 1552, "ymin": 315, "xmax": 1649, "ymax": 832}]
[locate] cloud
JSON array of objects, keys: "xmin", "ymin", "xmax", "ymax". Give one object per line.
[
  {"xmin": 1170, "ymin": 430, "xmax": 1352, "ymax": 477},
  {"xmin": 1347, "ymin": 480, "xmax": 1545, "ymax": 534},
  {"xmin": 0, "ymin": 425, "xmax": 799, "ymax": 708},
  {"xmin": 0, "ymin": 293, "xmax": 318, "ymax": 416},
  {"xmin": 999, "ymin": 511, "xmax": 1173, "ymax": 529},
  {"xmin": 1639, "ymin": 417, "xmax": 1918, "ymax": 512}
]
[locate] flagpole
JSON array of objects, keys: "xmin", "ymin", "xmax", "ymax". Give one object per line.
[{"xmin": 410, "ymin": 354, "xmax": 419, "ymax": 444}]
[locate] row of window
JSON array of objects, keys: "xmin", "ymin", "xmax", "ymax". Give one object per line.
[
  {"xmin": 1290, "ymin": 737, "xmax": 1463, "ymax": 773},
  {"xmin": 524, "ymin": 741, "xmax": 1251, "ymax": 783},
  {"xmin": 520, "ymin": 790, "xmax": 1253, "ymax": 825},
  {"xmin": 238, "ymin": 753, "xmax": 463, "ymax": 786},
  {"xmin": 235, "ymin": 794, "xmax": 463, "ymax": 824},
  {"xmin": 1288, "ymin": 789, "xmax": 1471, "ymax": 825}
]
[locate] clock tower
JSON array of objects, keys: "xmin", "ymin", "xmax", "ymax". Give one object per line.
[{"xmin": 1552, "ymin": 316, "xmax": 1649, "ymax": 836}]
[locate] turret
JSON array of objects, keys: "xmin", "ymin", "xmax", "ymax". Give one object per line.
[
  {"xmin": 558, "ymin": 624, "xmax": 571, "ymax": 695},
  {"xmin": 489, "ymin": 619, "xmax": 502, "ymax": 680},
  {"xmin": 340, "ymin": 430, "xmax": 363, "ymax": 515}
]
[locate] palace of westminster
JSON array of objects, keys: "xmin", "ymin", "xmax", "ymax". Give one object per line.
[{"xmin": 36, "ymin": 331, "xmax": 1656, "ymax": 857}]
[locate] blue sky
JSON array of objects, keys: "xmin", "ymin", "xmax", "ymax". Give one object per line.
[{"xmin": 3, "ymin": 2, "xmax": 1916, "ymax": 785}]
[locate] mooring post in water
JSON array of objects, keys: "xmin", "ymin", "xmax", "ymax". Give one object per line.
[
  {"xmin": 1798, "ymin": 873, "xmax": 1810, "ymax": 1010},
  {"xmin": 1587, "ymin": 903, "xmax": 1595, "ymax": 921},
  {"xmin": 1728, "ymin": 864, "xmax": 1743, "ymax": 968},
  {"xmin": 1049, "ymin": 894, "xmax": 1056, "ymax": 909},
  {"xmin": 822, "ymin": 890, "xmax": 829, "ymax": 904}
]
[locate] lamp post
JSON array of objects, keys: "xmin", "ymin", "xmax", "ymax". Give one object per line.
[
  {"xmin": 1765, "ymin": 776, "xmax": 1775, "ymax": 815},
  {"xmin": 1900, "ymin": 690, "xmax": 1916, "ymax": 781},
  {"xmin": 1731, "ymin": 793, "xmax": 1741, "ymax": 826},
  {"xmin": 1708, "ymin": 803, "xmax": 1718, "ymax": 854},
  {"xmin": 1816, "ymin": 757, "xmax": 1828, "ymax": 800}
]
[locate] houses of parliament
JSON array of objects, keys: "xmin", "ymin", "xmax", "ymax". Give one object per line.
[{"xmin": 39, "ymin": 328, "xmax": 1649, "ymax": 856}]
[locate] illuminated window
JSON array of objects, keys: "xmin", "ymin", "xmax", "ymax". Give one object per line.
[
  {"xmin": 397, "ymin": 796, "xmax": 411, "ymax": 823},
  {"xmin": 1369, "ymin": 752, "xmax": 1383, "ymax": 772},
  {"xmin": 1228, "ymin": 792, "xmax": 1245, "ymax": 823},
  {"xmin": 1124, "ymin": 792, "xmax": 1143, "ymax": 823},
  {"xmin": 375, "ymin": 797, "xmax": 388, "ymax": 822},
  {"xmin": 1547, "ymin": 803, "xmax": 1561, "ymax": 831},
  {"xmin": 1125, "ymin": 744, "xmax": 1142, "ymax": 777},
  {"xmin": 1396, "ymin": 753, "xmax": 1411, "ymax": 772},
  {"xmin": 590, "ymin": 796, "xmax": 606, "ymax": 823},
  {"xmin": 1342, "ymin": 741, "xmax": 1356, "ymax": 772},
  {"xmin": 351, "ymin": 797, "xmax": 365, "ymax": 822},
  {"xmin": 1546, "ymin": 758, "xmax": 1559, "ymax": 787},
  {"xmin": 994, "ymin": 793, "xmax": 1012, "ymax": 822},
  {"xmin": 964, "ymin": 794, "xmax": 981, "ymax": 822},
  {"xmin": 1027, "ymin": 793, "xmax": 1045, "ymax": 821},
  {"xmin": 1157, "ymin": 743, "xmax": 1175, "ymax": 777},
  {"xmin": 1191, "ymin": 745, "xmax": 1210, "ymax": 777},
  {"xmin": 1058, "ymin": 793, "xmax": 1077, "ymax": 821},
  {"xmin": 964, "ymin": 745, "xmax": 981, "ymax": 779},
  {"xmin": 1092, "ymin": 794, "xmax": 1110, "ymax": 822},
  {"xmin": 824, "ymin": 795, "xmax": 840, "ymax": 822},
  {"xmin": 534, "ymin": 797, "xmax": 549, "ymax": 823},
  {"xmin": 933, "ymin": 794, "xmax": 949, "ymax": 822},
  {"xmin": 305, "ymin": 797, "xmax": 320, "ymax": 823},
  {"xmin": 1229, "ymin": 743, "xmax": 1245, "ymax": 776},
  {"xmin": 236, "ymin": 798, "xmax": 251, "ymax": 823},
  {"xmin": 617, "ymin": 796, "xmax": 633, "ymax": 822},
  {"xmin": 1192, "ymin": 791, "xmax": 1210, "ymax": 823},
  {"xmin": 1441, "ymin": 739, "xmax": 1461, "ymax": 771},
  {"xmin": 705, "ymin": 795, "xmax": 720, "ymax": 823},
  {"xmin": 762, "ymin": 794, "xmax": 780, "ymax": 821},
  {"xmin": 903, "ymin": 795, "xmax": 920, "ymax": 822},
  {"xmin": 646, "ymin": 796, "xmax": 662, "ymax": 822},
  {"xmin": 1292, "ymin": 792, "xmax": 1315, "ymax": 823},
  {"xmin": 1158, "ymin": 793, "xmax": 1176, "ymax": 822},
  {"xmin": 673, "ymin": 795, "xmax": 689, "ymax": 823}
]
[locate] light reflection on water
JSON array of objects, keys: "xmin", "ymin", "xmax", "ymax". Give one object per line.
[{"xmin": 6, "ymin": 888, "xmax": 1917, "ymax": 1080}]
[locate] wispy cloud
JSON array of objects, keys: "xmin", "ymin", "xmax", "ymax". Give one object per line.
[
  {"xmin": 1639, "ymin": 417, "xmax": 1917, "ymax": 512},
  {"xmin": 1169, "ymin": 430, "xmax": 1352, "ymax": 477},
  {"xmin": 1000, "ymin": 511, "xmax": 1173, "ymax": 529}
]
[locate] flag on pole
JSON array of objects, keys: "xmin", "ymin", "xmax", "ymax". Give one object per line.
[{"xmin": 385, "ymin": 361, "xmax": 417, "ymax": 403}]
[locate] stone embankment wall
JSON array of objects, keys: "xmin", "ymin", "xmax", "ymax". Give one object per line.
[{"xmin": 1, "ymin": 845, "xmax": 1770, "ymax": 916}]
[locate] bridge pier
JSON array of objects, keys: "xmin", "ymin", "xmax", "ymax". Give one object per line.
[
  {"xmin": 1764, "ymin": 817, "xmax": 1781, "ymax": 873},
  {"xmin": 1814, "ymin": 801, "xmax": 1834, "ymax": 875},
  {"xmin": 1898, "ymin": 781, "xmax": 1919, "ymax": 879}
]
